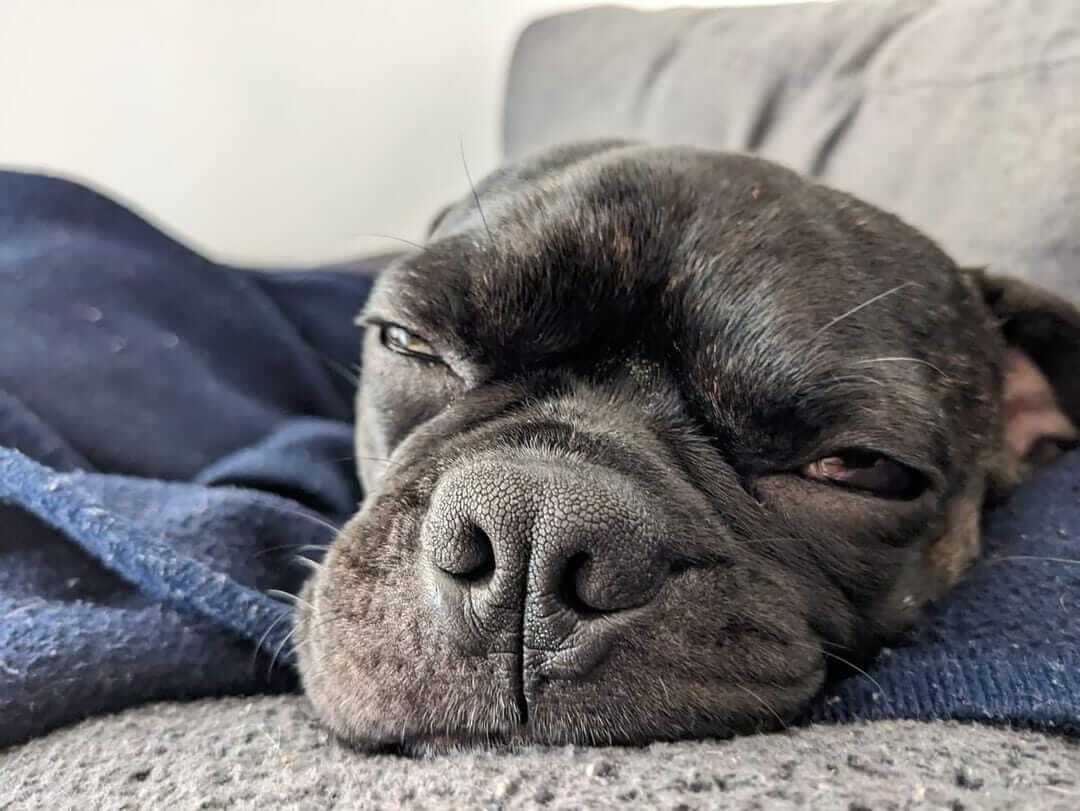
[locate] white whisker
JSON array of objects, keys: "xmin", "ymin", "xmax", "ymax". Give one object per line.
[
  {"xmin": 734, "ymin": 684, "xmax": 787, "ymax": 729},
  {"xmin": 265, "ymin": 589, "xmax": 315, "ymax": 613},
  {"xmin": 292, "ymin": 555, "xmax": 323, "ymax": 573},
  {"xmin": 988, "ymin": 555, "xmax": 1080, "ymax": 566},
  {"xmin": 852, "ymin": 356, "xmax": 950, "ymax": 380},
  {"xmin": 814, "ymin": 282, "xmax": 918, "ymax": 336}
]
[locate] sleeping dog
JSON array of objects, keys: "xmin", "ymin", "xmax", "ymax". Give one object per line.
[{"xmin": 295, "ymin": 142, "xmax": 1080, "ymax": 752}]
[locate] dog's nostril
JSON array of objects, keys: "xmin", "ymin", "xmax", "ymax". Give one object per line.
[
  {"xmin": 669, "ymin": 558, "xmax": 693, "ymax": 576},
  {"xmin": 464, "ymin": 526, "xmax": 496, "ymax": 582},
  {"xmin": 438, "ymin": 524, "xmax": 496, "ymax": 583},
  {"xmin": 560, "ymin": 552, "xmax": 608, "ymax": 617}
]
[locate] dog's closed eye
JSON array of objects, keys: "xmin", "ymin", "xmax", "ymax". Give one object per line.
[
  {"xmin": 803, "ymin": 450, "xmax": 925, "ymax": 500},
  {"xmin": 379, "ymin": 323, "xmax": 442, "ymax": 362}
]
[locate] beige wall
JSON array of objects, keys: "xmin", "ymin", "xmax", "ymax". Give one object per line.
[{"xmin": 0, "ymin": 1, "xmax": 819, "ymax": 265}]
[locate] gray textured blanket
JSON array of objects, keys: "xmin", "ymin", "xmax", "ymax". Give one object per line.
[{"xmin": 3, "ymin": 696, "xmax": 1078, "ymax": 809}]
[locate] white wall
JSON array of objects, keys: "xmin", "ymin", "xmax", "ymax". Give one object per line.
[{"xmin": 0, "ymin": 1, "xmax": 817, "ymax": 265}]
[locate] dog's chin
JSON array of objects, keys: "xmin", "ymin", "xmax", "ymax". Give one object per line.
[
  {"xmin": 307, "ymin": 676, "xmax": 824, "ymax": 756},
  {"xmin": 309, "ymin": 698, "xmax": 820, "ymax": 758}
]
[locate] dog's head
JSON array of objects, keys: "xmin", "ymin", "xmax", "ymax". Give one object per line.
[{"xmin": 296, "ymin": 142, "xmax": 1080, "ymax": 751}]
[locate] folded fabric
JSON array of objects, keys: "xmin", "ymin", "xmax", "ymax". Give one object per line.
[
  {"xmin": 1, "ymin": 171, "xmax": 1077, "ymax": 749},
  {"xmin": 0, "ymin": 170, "xmax": 379, "ymax": 746}
]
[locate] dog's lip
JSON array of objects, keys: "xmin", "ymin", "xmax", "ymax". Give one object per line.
[
  {"xmin": 360, "ymin": 728, "xmax": 518, "ymax": 756},
  {"xmin": 357, "ymin": 698, "xmax": 801, "ymax": 753},
  {"xmin": 345, "ymin": 660, "xmax": 826, "ymax": 754}
]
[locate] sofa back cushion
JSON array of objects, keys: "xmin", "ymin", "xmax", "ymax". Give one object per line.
[{"xmin": 504, "ymin": 0, "xmax": 1080, "ymax": 300}]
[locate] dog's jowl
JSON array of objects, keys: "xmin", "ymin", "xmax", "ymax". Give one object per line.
[{"xmin": 295, "ymin": 142, "xmax": 1080, "ymax": 751}]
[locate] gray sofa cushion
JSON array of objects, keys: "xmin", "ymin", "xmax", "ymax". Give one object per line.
[{"xmin": 504, "ymin": 0, "xmax": 1080, "ymax": 300}]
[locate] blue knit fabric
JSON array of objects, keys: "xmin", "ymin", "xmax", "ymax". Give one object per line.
[
  {"xmin": 1, "ymin": 171, "xmax": 1077, "ymax": 748},
  {"xmin": 0, "ymin": 171, "xmax": 375, "ymax": 746}
]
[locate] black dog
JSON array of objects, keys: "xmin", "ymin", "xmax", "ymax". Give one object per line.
[{"xmin": 295, "ymin": 142, "xmax": 1080, "ymax": 752}]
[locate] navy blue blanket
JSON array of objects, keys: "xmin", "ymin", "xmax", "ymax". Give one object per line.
[{"xmin": 1, "ymin": 171, "xmax": 1078, "ymax": 748}]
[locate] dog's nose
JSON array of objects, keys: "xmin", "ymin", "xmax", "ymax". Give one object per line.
[{"xmin": 420, "ymin": 457, "xmax": 667, "ymax": 670}]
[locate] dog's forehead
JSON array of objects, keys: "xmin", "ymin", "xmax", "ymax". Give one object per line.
[
  {"xmin": 376, "ymin": 149, "xmax": 960, "ymax": 375},
  {"xmin": 362, "ymin": 148, "xmax": 981, "ymax": 471}
]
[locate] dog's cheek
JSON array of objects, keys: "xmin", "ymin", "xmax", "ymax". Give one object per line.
[
  {"xmin": 297, "ymin": 505, "xmax": 521, "ymax": 747},
  {"xmin": 925, "ymin": 493, "xmax": 983, "ymax": 594},
  {"xmin": 751, "ymin": 475, "xmax": 957, "ymax": 646},
  {"xmin": 649, "ymin": 566, "xmax": 827, "ymax": 726},
  {"xmin": 296, "ymin": 508, "xmax": 427, "ymax": 742},
  {"xmin": 865, "ymin": 492, "xmax": 983, "ymax": 640},
  {"xmin": 353, "ymin": 385, "xmax": 383, "ymax": 492},
  {"xmin": 534, "ymin": 566, "xmax": 827, "ymax": 741},
  {"xmin": 354, "ymin": 333, "xmax": 465, "ymax": 491},
  {"xmin": 752, "ymin": 475, "xmax": 936, "ymax": 599}
]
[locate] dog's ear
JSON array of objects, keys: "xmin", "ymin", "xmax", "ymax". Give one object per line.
[
  {"xmin": 967, "ymin": 269, "xmax": 1080, "ymax": 480},
  {"xmin": 917, "ymin": 270, "xmax": 1080, "ymax": 595}
]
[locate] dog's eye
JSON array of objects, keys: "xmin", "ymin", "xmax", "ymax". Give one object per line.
[
  {"xmin": 802, "ymin": 450, "xmax": 924, "ymax": 499},
  {"xmin": 380, "ymin": 324, "xmax": 440, "ymax": 360}
]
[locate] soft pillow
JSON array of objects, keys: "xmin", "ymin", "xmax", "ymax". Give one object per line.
[{"xmin": 505, "ymin": 0, "xmax": 1080, "ymax": 300}]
